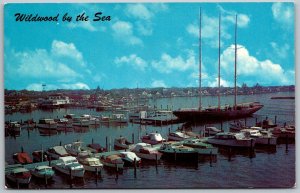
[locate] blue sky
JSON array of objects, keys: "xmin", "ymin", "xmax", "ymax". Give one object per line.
[{"xmin": 4, "ymin": 2, "xmax": 295, "ymax": 91}]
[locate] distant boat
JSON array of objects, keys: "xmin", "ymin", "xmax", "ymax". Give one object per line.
[
  {"xmin": 270, "ymin": 96, "xmax": 295, "ymax": 100},
  {"xmin": 87, "ymin": 143, "xmax": 107, "ymax": 153},
  {"xmin": 167, "ymin": 131, "xmax": 191, "ymax": 141},
  {"xmin": 173, "ymin": 11, "xmax": 263, "ymax": 123},
  {"xmin": 100, "ymin": 154, "xmax": 124, "ymax": 169},
  {"xmin": 141, "ymin": 133, "xmax": 166, "ymax": 145},
  {"xmin": 46, "ymin": 146, "xmax": 70, "ymax": 160},
  {"xmin": 159, "ymin": 142, "xmax": 198, "ymax": 160},
  {"xmin": 240, "ymin": 129, "xmax": 277, "ymax": 146},
  {"xmin": 204, "ymin": 126, "xmax": 222, "ymax": 136},
  {"xmin": 114, "ymin": 136, "xmax": 133, "ymax": 150},
  {"xmin": 32, "ymin": 150, "xmax": 48, "ymax": 162},
  {"xmin": 182, "ymin": 138, "xmax": 218, "ymax": 155},
  {"xmin": 37, "ymin": 119, "xmax": 57, "ymax": 129},
  {"xmin": 64, "ymin": 141, "xmax": 90, "ymax": 157}
]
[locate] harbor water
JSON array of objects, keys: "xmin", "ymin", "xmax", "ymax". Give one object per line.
[{"xmin": 5, "ymin": 92, "xmax": 295, "ymax": 188}]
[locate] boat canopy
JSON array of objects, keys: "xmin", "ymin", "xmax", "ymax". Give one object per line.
[{"xmin": 15, "ymin": 153, "xmax": 33, "ymax": 164}]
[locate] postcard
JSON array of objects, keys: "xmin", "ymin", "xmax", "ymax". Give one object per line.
[{"xmin": 3, "ymin": 1, "xmax": 295, "ymax": 189}]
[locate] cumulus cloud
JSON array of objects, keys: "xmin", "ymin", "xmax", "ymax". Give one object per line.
[
  {"xmin": 125, "ymin": 4, "xmax": 153, "ymax": 20},
  {"xmin": 151, "ymin": 80, "xmax": 167, "ymax": 88},
  {"xmin": 207, "ymin": 77, "xmax": 231, "ymax": 87},
  {"xmin": 26, "ymin": 82, "xmax": 90, "ymax": 91},
  {"xmin": 272, "ymin": 2, "xmax": 294, "ymax": 26},
  {"xmin": 114, "ymin": 54, "xmax": 148, "ymax": 71},
  {"xmin": 220, "ymin": 44, "xmax": 294, "ymax": 85},
  {"xmin": 151, "ymin": 50, "xmax": 197, "ymax": 73},
  {"xmin": 51, "ymin": 40, "xmax": 86, "ymax": 67},
  {"xmin": 111, "ymin": 20, "xmax": 143, "ymax": 46}
]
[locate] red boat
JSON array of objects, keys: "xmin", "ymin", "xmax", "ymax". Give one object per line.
[{"xmin": 13, "ymin": 152, "xmax": 33, "ymax": 164}]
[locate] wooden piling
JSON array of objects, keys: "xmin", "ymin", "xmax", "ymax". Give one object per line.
[
  {"xmin": 210, "ymin": 150, "xmax": 212, "ymax": 167},
  {"xmin": 21, "ymin": 146, "xmax": 24, "ymax": 153},
  {"xmin": 275, "ymin": 115, "xmax": 277, "ymax": 124},
  {"xmin": 92, "ymin": 138, "xmax": 94, "ymax": 144},
  {"xmin": 244, "ymin": 118, "xmax": 247, "ymax": 127},
  {"xmin": 155, "ymin": 154, "xmax": 158, "ymax": 166},
  {"xmin": 134, "ymin": 158, "xmax": 137, "ymax": 178},
  {"xmin": 221, "ymin": 122, "xmax": 223, "ymax": 132},
  {"xmin": 44, "ymin": 173, "xmax": 48, "ymax": 186},
  {"xmin": 285, "ymin": 134, "xmax": 288, "ymax": 151},
  {"xmin": 174, "ymin": 149, "xmax": 177, "ymax": 162},
  {"xmin": 255, "ymin": 118, "xmax": 258, "ymax": 124},
  {"xmin": 132, "ymin": 133, "xmax": 134, "ymax": 143},
  {"xmin": 106, "ymin": 136, "xmax": 108, "ymax": 150},
  {"xmin": 59, "ymin": 141, "xmax": 62, "ymax": 146}
]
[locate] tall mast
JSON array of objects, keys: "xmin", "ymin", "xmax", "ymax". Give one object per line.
[
  {"xmin": 234, "ymin": 14, "xmax": 237, "ymax": 109},
  {"xmin": 199, "ymin": 8, "xmax": 202, "ymax": 110},
  {"xmin": 218, "ymin": 13, "xmax": 221, "ymax": 110}
]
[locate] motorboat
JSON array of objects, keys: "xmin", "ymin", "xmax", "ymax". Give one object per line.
[
  {"xmin": 6, "ymin": 167, "xmax": 31, "ymax": 185},
  {"xmin": 207, "ymin": 132, "xmax": 256, "ymax": 148},
  {"xmin": 130, "ymin": 143, "xmax": 162, "ymax": 161},
  {"xmin": 53, "ymin": 156, "xmax": 85, "ymax": 178},
  {"xmin": 119, "ymin": 152, "xmax": 141, "ymax": 166},
  {"xmin": 64, "ymin": 141, "xmax": 90, "ymax": 157},
  {"xmin": 13, "ymin": 152, "xmax": 33, "ymax": 164},
  {"xmin": 270, "ymin": 126, "xmax": 295, "ymax": 139},
  {"xmin": 100, "ymin": 154, "xmax": 124, "ymax": 169},
  {"xmin": 32, "ymin": 150, "xmax": 48, "ymax": 162},
  {"xmin": 81, "ymin": 114, "xmax": 100, "ymax": 125},
  {"xmin": 77, "ymin": 156, "xmax": 103, "ymax": 172},
  {"xmin": 159, "ymin": 142, "xmax": 197, "ymax": 160},
  {"xmin": 72, "ymin": 117, "xmax": 90, "ymax": 127},
  {"xmin": 46, "ymin": 146, "xmax": 70, "ymax": 160},
  {"xmin": 256, "ymin": 119, "xmax": 277, "ymax": 129},
  {"xmin": 31, "ymin": 165, "xmax": 54, "ymax": 180},
  {"xmin": 114, "ymin": 136, "xmax": 133, "ymax": 150},
  {"xmin": 182, "ymin": 138, "xmax": 218, "ymax": 155},
  {"xmin": 55, "ymin": 118, "xmax": 72, "ymax": 128},
  {"xmin": 87, "ymin": 143, "xmax": 107, "ymax": 153},
  {"xmin": 240, "ymin": 128, "xmax": 277, "ymax": 145},
  {"xmin": 110, "ymin": 114, "xmax": 128, "ymax": 123},
  {"xmin": 37, "ymin": 118, "xmax": 57, "ymax": 129},
  {"xmin": 204, "ymin": 127, "xmax": 222, "ymax": 136},
  {"xmin": 167, "ymin": 131, "xmax": 190, "ymax": 141},
  {"xmin": 141, "ymin": 133, "xmax": 166, "ymax": 145}
]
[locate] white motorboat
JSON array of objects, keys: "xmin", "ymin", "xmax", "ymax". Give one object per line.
[
  {"xmin": 6, "ymin": 167, "xmax": 31, "ymax": 185},
  {"xmin": 81, "ymin": 114, "xmax": 100, "ymax": 125},
  {"xmin": 64, "ymin": 141, "xmax": 90, "ymax": 157},
  {"xmin": 77, "ymin": 156, "xmax": 103, "ymax": 172},
  {"xmin": 119, "ymin": 152, "xmax": 141, "ymax": 166},
  {"xmin": 31, "ymin": 165, "xmax": 55, "ymax": 180},
  {"xmin": 114, "ymin": 136, "xmax": 133, "ymax": 150},
  {"xmin": 46, "ymin": 146, "xmax": 70, "ymax": 160},
  {"xmin": 130, "ymin": 143, "xmax": 162, "ymax": 161},
  {"xmin": 37, "ymin": 119, "xmax": 57, "ymax": 129},
  {"xmin": 182, "ymin": 138, "xmax": 218, "ymax": 155},
  {"xmin": 240, "ymin": 129, "xmax": 277, "ymax": 145},
  {"xmin": 168, "ymin": 131, "xmax": 190, "ymax": 141},
  {"xmin": 53, "ymin": 156, "xmax": 85, "ymax": 178},
  {"xmin": 207, "ymin": 132, "xmax": 256, "ymax": 148},
  {"xmin": 229, "ymin": 120, "xmax": 246, "ymax": 131},
  {"xmin": 110, "ymin": 114, "xmax": 128, "ymax": 123},
  {"xmin": 141, "ymin": 133, "xmax": 166, "ymax": 145},
  {"xmin": 100, "ymin": 154, "xmax": 124, "ymax": 169}
]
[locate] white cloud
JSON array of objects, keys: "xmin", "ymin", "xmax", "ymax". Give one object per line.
[
  {"xmin": 15, "ymin": 49, "xmax": 80, "ymax": 79},
  {"xmin": 220, "ymin": 44, "xmax": 294, "ymax": 85},
  {"xmin": 67, "ymin": 20, "xmax": 106, "ymax": 32},
  {"xmin": 151, "ymin": 80, "xmax": 167, "ymax": 88},
  {"xmin": 125, "ymin": 4, "xmax": 153, "ymax": 20},
  {"xmin": 114, "ymin": 54, "xmax": 147, "ymax": 71},
  {"xmin": 272, "ymin": 2, "xmax": 294, "ymax": 26},
  {"xmin": 151, "ymin": 50, "xmax": 197, "ymax": 73},
  {"xmin": 26, "ymin": 82, "xmax": 90, "ymax": 91},
  {"xmin": 51, "ymin": 40, "xmax": 86, "ymax": 67},
  {"xmin": 207, "ymin": 77, "xmax": 231, "ymax": 87},
  {"xmin": 270, "ymin": 42, "xmax": 290, "ymax": 59},
  {"xmin": 111, "ymin": 20, "xmax": 143, "ymax": 46}
]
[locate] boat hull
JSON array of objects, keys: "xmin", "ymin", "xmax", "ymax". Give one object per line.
[
  {"xmin": 133, "ymin": 152, "xmax": 162, "ymax": 161},
  {"xmin": 173, "ymin": 105, "xmax": 263, "ymax": 122},
  {"xmin": 207, "ymin": 138, "xmax": 255, "ymax": 148},
  {"xmin": 6, "ymin": 175, "xmax": 31, "ymax": 184},
  {"xmin": 53, "ymin": 165, "xmax": 85, "ymax": 178}
]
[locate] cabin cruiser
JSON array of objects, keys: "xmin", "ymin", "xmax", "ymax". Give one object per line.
[
  {"xmin": 53, "ymin": 156, "xmax": 85, "ymax": 178},
  {"xmin": 207, "ymin": 132, "xmax": 256, "ymax": 148},
  {"xmin": 130, "ymin": 143, "xmax": 162, "ymax": 160},
  {"xmin": 119, "ymin": 152, "xmax": 141, "ymax": 166},
  {"xmin": 240, "ymin": 128, "xmax": 277, "ymax": 145},
  {"xmin": 77, "ymin": 156, "xmax": 103, "ymax": 172},
  {"xmin": 64, "ymin": 141, "xmax": 90, "ymax": 157},
  {"xmin": 110, "ymin": 114, "xmax": 128, "ymax": 123},
  {"xmin": 87, "ymin": 143, "xmax": 107, "ymax": 153},
  {"xmin": 141, "ymin": 133, "xmax": 166, "ymax": 145},
  {"xmin": 100, "ymin": 154, "xmax": 124, "ymax": 169},
  {"xmin": 6, "ymin": 167, "xmax": 31, "ymax": 185},
  {"xmin": 168, "ymin": 131, "xmax": 190, "ymax": 141},
  {"xmin": 31, "ymin": 165, "xmax": 54, "ymax": 180},
  {"xmin": 114, "ymin": 136, "xmax": 133, "ymax": 150},
  {"xmin": 46, "ymin": 146, "xmax": 70, "ymax": 160},
  {"xmin": 182, "ymin": 138, "xmax": 218, "ymax": 155},
  {"xmin": 81, "ymin": 114, "xmax": 100, "ymax": 125},
  {"xmin": 159, "ymin": 142, "xmax": 197, "ymax": 160},
  {"xmin": 55, "ymin": 118, "xmax": 72, "ymax": 128},
  {"xmin": 37, "ymin": 118, "xmax": 58, "ymax": 129}
]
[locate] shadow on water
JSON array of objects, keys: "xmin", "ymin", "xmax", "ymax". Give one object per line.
[{"xmin": 217, "ymin": 146, "xmax": 256, "ymax": 160}]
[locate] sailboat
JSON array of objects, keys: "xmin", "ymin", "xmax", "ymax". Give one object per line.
[{"xmin": 173, "ymin": 10, "xmax": 263, "ymax": 123}]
